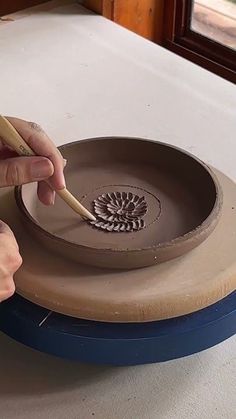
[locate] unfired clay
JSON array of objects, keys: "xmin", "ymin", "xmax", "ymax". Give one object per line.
[
  {"xmin": 15, "ymin": 137, "xmax": 222, "ymax": 269},
  {"xmin": 90, "ymin": 191, "xmax": 147, "ymax": 232}
]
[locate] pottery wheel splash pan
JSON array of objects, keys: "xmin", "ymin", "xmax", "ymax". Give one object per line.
[{"xmin": 15, "ymin": 137, "xmax": 222, "ymax": 270}]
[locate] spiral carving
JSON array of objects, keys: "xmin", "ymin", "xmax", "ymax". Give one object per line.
[{"xmin": 90, "ymin": 191, "xmax": 148, "ymax": 232}]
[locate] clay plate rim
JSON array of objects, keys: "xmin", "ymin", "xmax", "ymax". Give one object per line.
[{"xmin": 15, "ymin": 137, "xmax": 223, "ymax": 254}]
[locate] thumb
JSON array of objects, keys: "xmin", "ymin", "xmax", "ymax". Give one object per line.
[{"xmin": 0, "ymin": 156, "xmax": 54, "ymax": 187}]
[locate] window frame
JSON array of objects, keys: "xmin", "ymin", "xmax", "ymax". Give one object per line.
[{"xmin": 163, "ymin": 0, "xmax": 236, "ymax": 83}]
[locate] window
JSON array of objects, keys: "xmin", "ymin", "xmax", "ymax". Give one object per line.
[
  {"xmin": 164, "ymin": 0, "xmax": 236, "ymax": 83},
  {"xmin": 192, "ymin": 0, "xmax": 236, "ymax": 51}
]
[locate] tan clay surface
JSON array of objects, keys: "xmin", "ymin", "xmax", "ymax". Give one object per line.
[
  {"xmin": 0, "ymin": 169, "xmax": 235, "ymax": 323},
  {"xmin": 15, "ymin": 138, "xmax": 222, "ymax": 269}
]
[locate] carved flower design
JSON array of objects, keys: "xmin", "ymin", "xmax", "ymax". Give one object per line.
[{"xmin": 90, "ymin": 191, "xmax": 148, "ymax": 232}]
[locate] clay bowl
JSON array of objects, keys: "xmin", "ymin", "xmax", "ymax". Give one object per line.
[{"xmin": 15, "ymin": 137, "xmax": 222, "ymax": 270}]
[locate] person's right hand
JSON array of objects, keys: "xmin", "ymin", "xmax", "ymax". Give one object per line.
[
  {"xmin": 0, "ymin": 221, "xmax": 22, "ymax": 302},
  {"xmin": 0, "ymin": 117, "xmax": 66, "ymax": 205}
]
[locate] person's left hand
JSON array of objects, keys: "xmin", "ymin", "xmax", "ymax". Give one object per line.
[
  {"xmin": 0, "ymin": 221, "xmax": 22, "ymax": 303},
  {"xmin": 0, "ymin": 117, "xmax": 66, "ymax": 205}
]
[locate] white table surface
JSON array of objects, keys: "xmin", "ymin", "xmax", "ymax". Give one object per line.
[{"xmin": 0, "ymin": 1, "xmax": 235, "ymax": 418}]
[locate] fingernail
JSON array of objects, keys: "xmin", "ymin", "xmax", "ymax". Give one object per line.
[
  {"xmin": 31, "ymin": 158, "xmax": 54, "ymax": 180},
  {"xmin": 61, "ymin": 173, "xmax": 66, "ymax": 189},
  {"xmin": 49, "ymin": 191, "xmax": 55, "ymax": 205},
  {"xmin": 63, "ymin": 159, "xmax": 67, "ymax": 168}
]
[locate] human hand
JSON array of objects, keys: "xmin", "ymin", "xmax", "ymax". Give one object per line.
[
  {"xmin": 0, "ymin": 221, "xmax": 22, "ymax": 302},
  {"xmin": 0, "ymin": 117, "xmax": 66, "ymax": 205}
]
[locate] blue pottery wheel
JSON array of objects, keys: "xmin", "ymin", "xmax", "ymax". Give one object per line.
[{"xmin": 0, "ymin": 292, "xmax": 235, "ymax": 366}]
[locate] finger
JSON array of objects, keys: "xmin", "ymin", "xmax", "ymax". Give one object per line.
[
  {"xmin": 0, "ymin": 249, "xmax": 23, "ymax": 274},
  {"xmin": 0, "ymin": 230, "xmax": 22, "ymax": 267},
  {"xmin": 0, "ymin": 156, "xmax": 54, "ymax": 187},
  {"xmin": 5, "ymin": 117, "xmax": 65, "ymax": 190},
  {"xmin": 0, "ymin": 139, "xmax": 67, "ymax": 164},
  {"xmin": 37, "ymin": 160, "xmax": 66, "ymax": 205},
  {"xmin": 0, "ymin": 145, "xmax": 18, "ymax": 159},
  {"xmin": 0, "ymin": 221, "xmax": 20, "ymax": 257},
  {"xmin": 0, "ymin": 219, "xmax": 13, "ymax": 234},
  {"xmin": 37, "ymin": 181, "xmax": 55, "ymax": 206},
  {"xmin": 0, "ymin": 220, "xmax": 18, "ymax": 245},
  {"xmin": 0, "ymin": 277, "xmax": 15, "ymax": 302}
]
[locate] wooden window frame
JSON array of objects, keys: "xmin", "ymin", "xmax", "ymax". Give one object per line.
[{"xmin": 163, "ymin": 0, "xmax": 236, "ymax": 83}]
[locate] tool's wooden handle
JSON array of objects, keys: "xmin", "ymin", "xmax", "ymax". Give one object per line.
[
  {"xmin": 0, "ymin": 116, "xmax": 34, "ymax": 156},
  {"xmin": 0, "ymin": 115, "xmax": 96, "ymax": 221},
  {"xmin": 57, "ymin": 188, "xmax": 96, "ymax": 221}
]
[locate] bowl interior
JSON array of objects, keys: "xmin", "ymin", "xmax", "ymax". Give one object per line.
[{"xmin": 20, "ymin": 138, "xmax": 218, "ymax": 251}]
